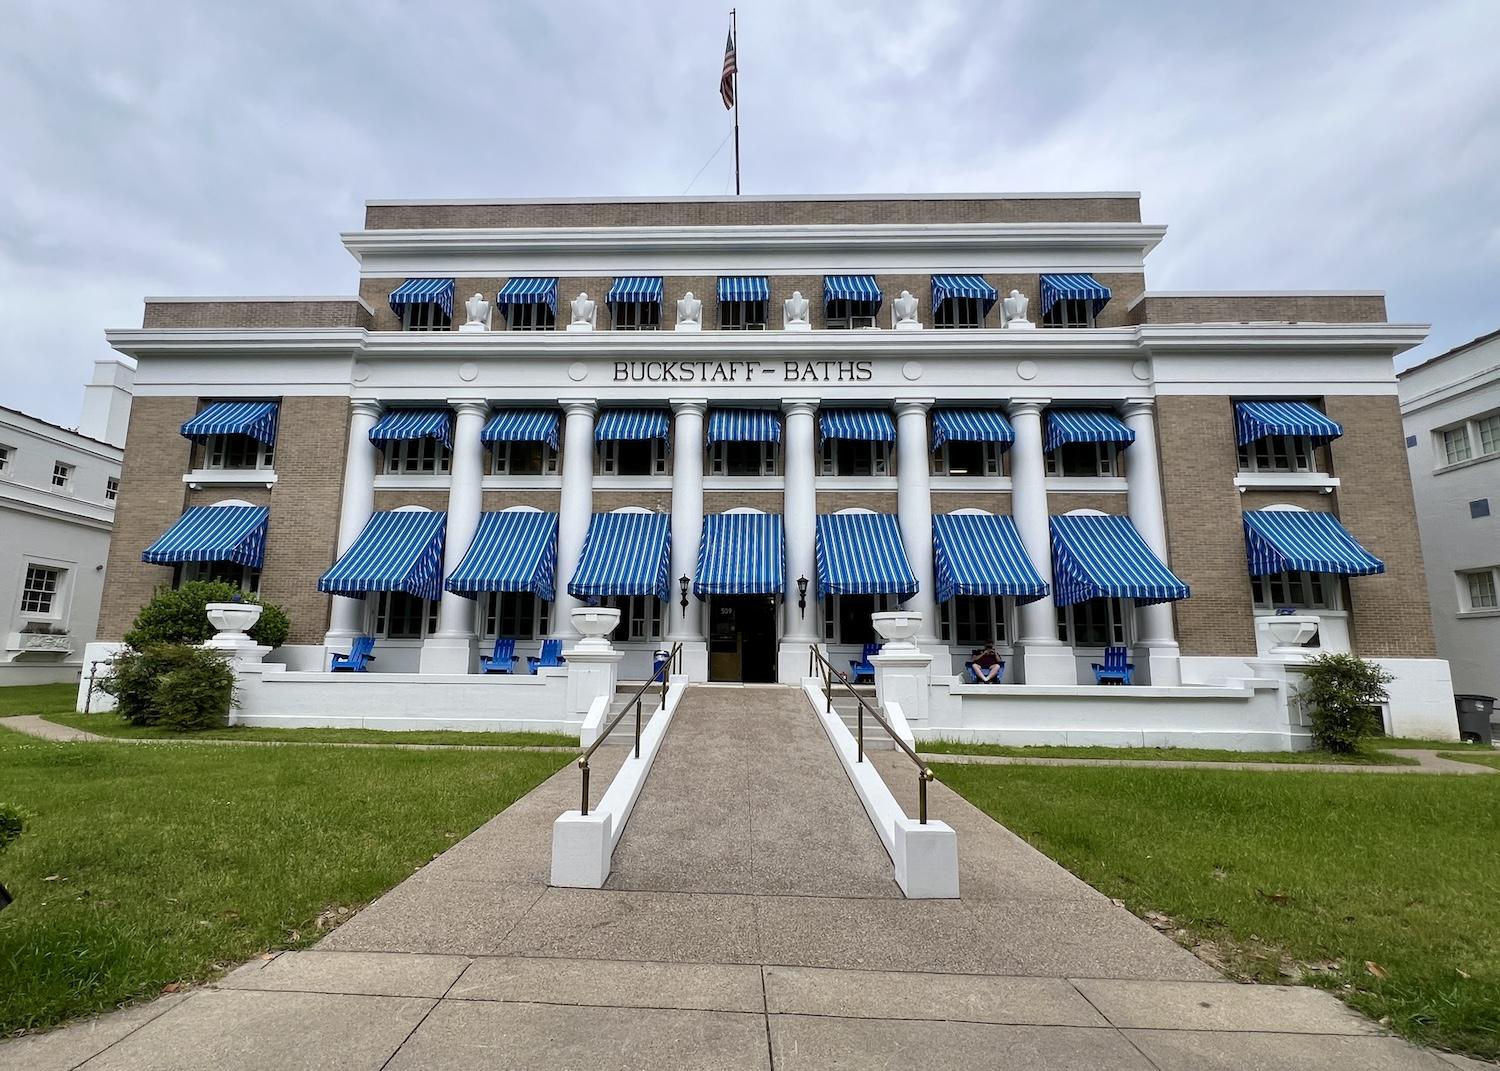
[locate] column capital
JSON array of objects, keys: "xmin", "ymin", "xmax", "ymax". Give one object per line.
[
  {"xmin": 447, "ymin": 399, "xmax": 491, "ymax": 418},
  {"xmin": 1120, "ymin": 397, "xmax": 1156, "ymax": 420},
  {"xmin": 782, "ymin": 398, "xmax": 821, "ymax": 417},
  {"xmin": 1007, "ymin": 399, "xmax": 1051, "ymax": 418},
  {"xmin": 351, "ymin": 398, "xmax": 383, "ymax": 419},
  {"xmin": 669, "ymin": 398, "xmax": 709, "ymax": 415},
  {"xmin": 559, "ymin": 398, "xmax": 598, "ymax": 416},
  {"xmin": 894, "ymin": 398, "xmax": 935, "ymax": 415}
]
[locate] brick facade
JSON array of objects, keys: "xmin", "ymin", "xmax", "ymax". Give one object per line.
[
  {"xmin": 1131, "ymin": 294, "xmax": 1387, "ymax": 325},
  {"xmin": 143, "ymin": 300, "xmax": 371, "ymax": 330}
]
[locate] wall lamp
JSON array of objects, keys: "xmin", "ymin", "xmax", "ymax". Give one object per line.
[
  {"xmin": 679, "ymin": 575, "xmax": 691, "ymax": 617},
  {"xmin": 796, "ymin": 575, "xmax": 809, "ymax": 618}
]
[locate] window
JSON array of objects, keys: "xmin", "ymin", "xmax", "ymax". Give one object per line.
[
  {"xmin": 601, "ymin": 595, "xmax": 663, "ymax": 641},
  {"xmin": 1440, "ymin": 426, "xmax": 1473, "ymax": 466},
  {"xmin": 105, "ymin": 477, "xmax": 120, "ymax": 502},
  {"xmin": 1460, "ymin": 568, "xmax": 1499, "ymax": 613},
  {"xmin": 383, "ymin": 438, "xmax": 452, "ymax": 475},
  {"xmin": 373, "ymin": 591, "xmax": 438, "ymax": 639},
  {"xmin": 1237, "ymin": 435, "xmax": 1315, "ymax": 473},
  {"xmin": 934, "ymin": 297, "xmax": 984, "ymax": 329},
  {"xmin": 720, "ymin": 300, "xmax": 767, "ymax": 330},
  {"xmin": 823, "ymin": 594, "xmax": 898, "ymax": 644},
  {"xmin": 401, "ymin": 302, "xmax": 451, "ymax": 331},
  {"xmin": 820, "ymin": 439, "xmax": 891, "ymax": 476},
  {"xmin": 206, "ymin": 434, "xmax": 274, "ymax": 470},
  {"xmin": 709, "ymin": 441, "xmax": 777, "ymax": 476},
  {"xmin": 505, "ymin": 302, "xmax": 555, "ymax": 331},
  {"xmin": 1045, "ymin": 442, "xmax": 1118, "ymax": 478},
  {"xmin": 611, "ymin": 301, "xmax": 660, "ymax": 330},
  {"xmin": 1057, "ymin": 598, "xmax": 1127, "ymax": 646},
  {"xmin": 491, "ymin": 441, "xmax": 558, "ymax": 476},
  {"xmin": 1478, "ymin": 414, "xmax": 1500, "ymax": 457},
  {"xmin": 175, "ymin": 561, "xmax": 261, "ymax": 594},
  {"xmin": 933, "ymin": 441, "xmax": 1003, "ymax": 477},
  {"xmin": 481, "ymin": 591, "xmax": 548, "ymax": 639},
  {"xmin": 599, "ymin": 439, "xmax": 667, "ymax": 476},
  {"xmin": 19, "ymin": 565, "xmax": 62, "ymax": 615},
  {"xmin": 0, "ymin": 445, "xmax": 11, "ymax": 473},
  {"xmin": 1251, "ymin": 571, "xmax": 1337, "ymax": 611},
  {"xmin": 51, "ymin": 462, "xmax": 73, "ymax": 490},
  {"xmin": 938, "ymin": 596, "xmax": 1008, "ymax": 647},
  {"xmin": 1042, "ymin": 298, "xmax": 1094, "ymax": 329},
  {"xmin": 826, "ymin": 299, "xmax": 877, "ymax": 329}
]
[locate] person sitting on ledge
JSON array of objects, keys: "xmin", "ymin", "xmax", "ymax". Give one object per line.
[{"xmin": 972, "ymin": 643, "xmax": 1003, "ymax": 684}]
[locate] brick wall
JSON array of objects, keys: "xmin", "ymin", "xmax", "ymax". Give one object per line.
[
  {"xmin": 703, "ymin": 491, "xmax": 784, "ymax": 514},
  {"xmin": 481, "ymin": 490, "xmax": 562, "ymax": 512},
  {"xmin": 816, "ymin": 490, "xmax": 899, "ymax": 514},
  {"xmin": 1131, "ymin": 294, "xmax": 1387, "ymax": 324},
  {"xmin": 931, "ymin": 491, "xmax": 1014, "ymax": 513},
  {"xmin": 372, "ymin": 490, "xmax": 449, "ymax": 513},
  {"xmin": 142, "ymin": 300, "xmax": 371, "ymax": 330},
  {"xmin": 1048, "ymin": 492, "xmax": 1129, "ymax": 516},
  {"xmin": 593, "ymin": 490, "xmax": 673, "ymax": 513}
]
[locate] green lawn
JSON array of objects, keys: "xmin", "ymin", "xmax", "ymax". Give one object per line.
[
  {"xmin": 937, "ymin": 762, "xmax": 1500, "ymax": 1060},
  {"xmin": 919, "ymin": 739, "xmax": 1415, "ymax": 766},
  {"xmin": 1441, "ymin": 751, "xmax": 1500, "ymax": 772},
  {"xmin": 0, "ymin": 731, "xmax": 569, "ymax": 1036},
  {"xmin": 43, "ymin": 712, "xmax": 577, "ymax": 749},
  {"xmin": 0, "ymin": 682, "xmax": 78, "ymax": 717}
]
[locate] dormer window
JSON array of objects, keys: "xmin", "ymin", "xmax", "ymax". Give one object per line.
[
  {"xmin": 497, "ymin": 278, "xmax": 559, "ymax": 331},
  {"xmin": 607, "ymin": 277, "xmax": 663, "ymax": 331},
  {"xmin": 932, "ymin": 275, "xmax": 997, "ymax": 329},
  {"xmin": 388, "ymin": 278, "xmax": 455, "ymax": 332},
  {"xmin": 1039, "ymin": 274, "xmax": 1110, "ymax": 329},
  {"xmin": 824, "ymin": 276, "xmax": 882, "ymax": 329},
  {"xmin": 718, "ymin": 277, "xmax": 769, "ymax": 330}
]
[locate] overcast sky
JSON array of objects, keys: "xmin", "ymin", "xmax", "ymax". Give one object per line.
[{"xmin": 2, "ymin": 0, "xmax": 1497, "ymax": 428}]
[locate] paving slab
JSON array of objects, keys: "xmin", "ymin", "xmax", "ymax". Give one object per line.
[
  {"xmin": 448, "ymin": 955, "xmax": 765, "ymax": 1013},
  {"xmin": 499, "ymin": 887, "xmax": 762, "ymax": 964},
  {"xmin": 1074, "ymin": 977, "xmax": 1381, "ymax": 1034},
  {"xmin": 1124, "ymin": 1028, "xmax": 1457, "ymax": 1070},
  {"xmin": 0, "ymin": 994, "xmax": 189, "ymax": 1071},
  {"xmin": 216, "ymin": 950, "xmax": 469, "ymax": 998},
  {"xmin": 317, "ymin": 874, "xmax": 545, "ymax": 955}
]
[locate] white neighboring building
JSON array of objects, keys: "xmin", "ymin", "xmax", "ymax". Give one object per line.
[
  {"xmin": 0, "ymin": 360, "xmax": 134, "ymax": 685},
  {"xmin": 1399, "ymin": 329, "xmax": 1500, "ymax": 703}
]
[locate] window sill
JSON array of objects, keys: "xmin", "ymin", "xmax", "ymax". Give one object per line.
[
  {"xmin": 479, "ymin": 475, "xmax": 563, "ymax": 490},
  {"xmin": 1045, "ymin": 476, "xmax": 1128, "ymax": 493},
  {"xmin": 1433, "ymin": 452, "xmax": 1500, "ymax": 476},
  {"xmin": 1234, "ymin": 472, "xmax": 1339, "ymax": 493},
  {"xmin": 931, "ymin": 476, "xmax": 1014, "ymax": 491},
  {"xmin": 1455, "ymin": 608, "xmax": 1500, "ymax": 620},
  {"xmin": 1252, "ymin": 609, "xmax": 1348, "ymax": 619},
  {"xmin": 184, "ymin": 470, "xmax": 278, "ymax": 489}
]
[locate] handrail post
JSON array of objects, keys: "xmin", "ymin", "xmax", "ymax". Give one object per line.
[
  {"xmin": 580, "ymin": 758, "xmax": 591, "ymax": 816},
  {"xmin": 857, "ymin": 703, "xmax": 864, "ymax": 763},
  {"xmin": 634, "ymin": 697, "xmax": 642, "ymax": 759},
  {"xmin": 918, "ymin": 769, "xmax": 929, "ymax": 824}
]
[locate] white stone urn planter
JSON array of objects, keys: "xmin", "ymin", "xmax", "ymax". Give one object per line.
[
  {"xmin": 570, "ymin": 607, "xmax": 622, "ymax": 653},
  {"xmin": 1257, "ymin": 614, "xmax": 1319, "ymax": 660},
  {"xmin": 204, "ymin": 602, "xmax": 263, "ymax": 650},
  {"xmin": 871, "ymin": 610, "xmax": 923, "ymax": 652}
]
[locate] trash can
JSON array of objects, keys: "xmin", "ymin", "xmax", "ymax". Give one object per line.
[
  {"xmin": 652, "ymin": 649, "xmax": 670, "ymax": 680},
  {"xmin": 1454, "ymin": 695, "xmax": 1495, "ymax": 745}
]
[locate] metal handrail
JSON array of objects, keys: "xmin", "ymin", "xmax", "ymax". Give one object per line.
[
  {"xmin": 578, "ymin": 641, "xmax": 683, "ymax": 816},
  {"xmin": 808, "ymin": 645, "xmax": 933, "ymax": 824}
]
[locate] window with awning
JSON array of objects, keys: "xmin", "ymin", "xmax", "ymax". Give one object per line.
[
  {"xmin": 814, "ymin": 513, "xmax": 917, "ymax": 598},
  {"xmin": 496, "ymin": 277, "xmax": 558, "ymax": 330},
  {"xmin": 318, "ymin": 510, "xmax": 447, "ymax": 602},
  {"xmin": 707, "ymin": 409, "xmax": 781, "ymax": 444},
  {"xmin": 445, "ymin": 510, "xmax": 559, "ymax": 600},
  {"xmin": 717, "ymin": 277, "xmax": 770, "ymax": 330},
  {"xmin": 1043, "ymin": 409, "xmax": 1135, "ymax": 452},
  {"xmin": 1233, "ymin": 401, "xmax": 1343, "ymax": 446},
  {"xmin": 142, "ymin": 505, "xmax": 270, "ymax": 568},
  {"xmin": 180, "ymin": 401, "xmax": 279, "ymax": 447},
  {"xmin": 368, "ymin": 408, "xmax": 454, "ymax": 449},
  {"xmin": 1049, "ymin": 514, "xmax": 1189, "ymax": 606},
  {"xmin": 1242, "ymin": 510, "xmax": 1384, "ymax": 577},
  {"xmin": 482, "ymin": 409, "xmax": 560, "ymax": 450},
  {"xmin": 931, "ymin": 275, "xmax": 997, "ymax": 329},
  {"xmin": 388, "ymin": 278, "xmax": 454, "ymax": 330},
  {"xmin": 694, "ymin": 513, "xmax": 785, "ymax": 597},
  {"xmin": 594, "ymin": 409, "xmax": 671, "ymax": 443},
  {"xmin": 931, "ymin": 409, "xmax": 1014, "ymax": 450},
  {"xmin": 568, "ymin": 512, "xmax": 672, "ymax": 600},
  {"xmin": 1039, "ymin": 273, "xmax": 1111, "ymax": 325},
  {"xmin": 932, "ymin": 513, "xmax": 1048, "ymax": 604},
  {"xmin": 607, "ymin": 277, "xmax": 664, "ymax": 330},
  {"xmin": 824, "ymin": 275, "xmax": 882, "ymax": 328}
]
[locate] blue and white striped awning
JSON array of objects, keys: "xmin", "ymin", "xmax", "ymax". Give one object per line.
[
  {"xmin": 707, "ymin": 409, "xmax": 781, "ymax": 444},
  {"xmin": 824, "ymin": 275, "xmax": 882, "ymax": 306},
  {"xmin": 1243, "ymin": 510, "xmax": 1384, "ymax": 577},
  {"xmin": 180, "ymin": 401, "xmax": 279, "ymax": 446},
  {"xmin": 595, "ymin": 408, "xmax": 671, "ymax": 443},
  {"xmin": 318, "ymin": 510, "xmax": 447, "ymax": 602},
  {"xmin": 142, "ymin": 505, "xmax": 269, "ymax": 568},
  {"xmin": 1044, "ymin": 409, "xmax": 1136, "ymax": 453},
  {"xmin": 815, "ymin": 513, "xmax": 918, "ymax": 599},
  {"xmin": 445, "ymin": 511, "xmax": 559, "ymax": 600},
  {"xmin": 368, "ymin": 408, "xmax": 454, "ymax": 449},
  {"xmin": 388, "ymin": 278, "xmax": 455, "ymax": 318},
  {"xmin": 496, "ymin": 277, "xmax": 558, "ymax": 313},
  {"xmin": 932, "ymin": 513, "xmax": 1048, "ymax": 605},
  {"xmin": 1039, "ymin": 273, "xmax": 1111, "ymax": 316},
  {"xmin": 1234, "ymin": 401, "xmax": 1344, "ymax": 447},
  {"xmin": 481, "ymin": 409, "xmax": 560, "ymax": 449},
  {"xmin": 931, "ymin": 408, "xmax": 1015, "ymax": 450},
  {"xmin": 931, "ymin": 275, "xmax": 998, "ymax": 314},
  {"xmin": 819, "ymin": 408, "xmax": 895, "ymax": 443},
  {"xmin": 568, "ymin": 512, "xmax": 672, "ymax": 600},
  {"xmin": 1050, "ymin": 514, "xmax": 1189, "ymax": 607},
  {"xmin": 718, "ymin": 276, "xmax": 770, "ymax": 303},
  {"xmin": 606, "ymin": 277, "xmax": 664, "ymax": 304},
  {"xmin": 694, "ymin": 513, "xmax": 785, "ymax": 597}
]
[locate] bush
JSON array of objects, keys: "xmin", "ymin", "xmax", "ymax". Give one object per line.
[
  {"xmin": 101, "ymin": 646, "xmax": 235, "ymax": 731},
  {"xmin": 1297, "ymin": 653, "xmax": 1394, "ymax": 753},
  {"xmin": 124, "ymin": 581, "xmax": 289, "ymax": 650}
]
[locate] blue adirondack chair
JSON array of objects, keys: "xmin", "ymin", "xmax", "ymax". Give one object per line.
[
  {"xmin": 527, "ymin": 638, "xmax": 566, "ymax": 674},
  {"xmin": 849, "ymin": 643, "xmax": 881, "ymax": 684},
  {"xmin": 1092, "ymin": 644, "xmax": 1134, "ymax": 686},
  {"xmin": 480, "ymin": 637, "xmax": 519, "ymax": 674},
  {"xmin": 965, "ymin": 658, "xmax": 1006, "ymax": 684},
  {"xmin": 330, "ymin": 635, "xmax": 377, "ymax": 673}
]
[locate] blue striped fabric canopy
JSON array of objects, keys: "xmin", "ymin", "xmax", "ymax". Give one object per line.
[
  {"xmin": 1044, "ymin": 409, "xmax": 1136, "ymax": 453},
  {"xmin": 388, "ymin": 278, "xmax": 455, "ymax": 318},
  {"xmin": 932, "ymin": 513, "xmax": 1048, "ymax": 605},
  {"xmin": 568, "ymin": 512, "xmax": 672, "ymax": 600},
  {"xmin": 694, "ymin": 513, "xmax": 785, "ymax": 597},
  {"xmin": 318, "ymin": 510, "xmax": 448, "ymax": 602},
  {"xmin": 1039, "ymin": 274, "xmax": 1111, "ymax": 316},
  {"xmin": 1234, "ymin": 401, "xmax": 1344, "ymax": 446},
  {"xmin": 717, "ymin": 276, "xmax": 770, "ymax": 303},
  {"xmin": 496, "ymin": 277, "xmax": 558, "ymax": 313},
  {"xmin": 180, "ymin": 401, "xmax": 279, "ymax": 446},
  {"xmin": 1243, "ymin": 510, "xmax": 1384, "ymax": 577},
  {"xmin": 931, "ymin": 408, "xmax": 1015, "ymax": 450},
  {"xmin": 606, "ymin": 277, "xmax": 664, "ymax": 304},
  {"xmin": 445, "ymin": 511, "xmax": 559, "ymax": 600},
  {"xmin": 824, "ymin": 275, "xmax": 882, "ymax": 306},
  {"xmin": 819, "ymin": 408, "xmax": 896, "ymax": 443},
  {"xmin": 595, "ymin": 408, "xmax": 671, "ymax": 443},
  {"xmin": 369, "ymin": 408, "xmax": 454, "ymax": 449},
  {"xmin": 142, "ymin": 505, "xmax": 270, "ymax": 568},
  {"xmin": 931, "ymin": 275, "xmax": 998, "ymax": 314},
  {"xmin": 815, "ymin": 513, "xmax": 918, "ymax": 598},
  {"xmin": 707, "ymin": 409, "xmax": 781, "ymax": 444},
  {"xmin": 1049, "ymin": 514, "xmax": 1189, "ymax": 606},
  {"xmin": 481, "ymin": 409, "xmax": 560, "ymax": 449}
]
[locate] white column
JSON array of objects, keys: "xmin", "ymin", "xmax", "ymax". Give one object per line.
[
  {"xmin": 894, "ymin": 399, "xmax": 939, "ymax": 646},
  {"xmin": 1009, "ymin": 399, "xmax": 1076, "ymax": 684},
  {"xmin": 1122, "ymin": 398, "xmax": 1181, "ymax": 685},
  {"xmin": 421, "ymin": 400, "xmax": 488, "ymax": 673},
  {"xmin": 778, "ymin": 398, "xmax": 820, "ymax": 682},
  {"xmin": 324, "ymin": 399, "xmax": 382, "ymax": 654},
  {"xmin": 668, "ymin": 399, "xmax": 709, "ymax": 679},
  {"xmin": 551, "ymin": 399, "xmax": 597, "ymax": 640}
]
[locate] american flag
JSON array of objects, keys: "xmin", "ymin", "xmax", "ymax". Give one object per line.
[{"xmin": 720, "ymin": 28, "xmax": 737, "ymax": 110}]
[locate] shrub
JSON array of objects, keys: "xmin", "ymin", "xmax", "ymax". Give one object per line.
[
  {"xmin": 124, "ymin": 581, "xmax": 289, "ymax": 650},
  {"xmin": 101, "ymin": 646, "xmax": 235, "ymax": 731},
  {"xmin": 1297, "ymin": 653, "xmax": 1394, "ymax": 753}
]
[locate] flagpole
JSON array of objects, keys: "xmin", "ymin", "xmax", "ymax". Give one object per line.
[{"xmin": 731, "ymin": 8, "xmax": 741, "ymax": 195}]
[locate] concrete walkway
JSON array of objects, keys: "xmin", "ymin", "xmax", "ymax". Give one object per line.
[
  {"xmin": 1, "ymin": 688, "xmax": 1481, "ymax": 1070},
  {"xmin": 0, "ymin": 715, "xmax": 101, "ymax": 742},
  {"xmin": 921, "ymin": 748, "xmax": 1497, "ymax": 775}
]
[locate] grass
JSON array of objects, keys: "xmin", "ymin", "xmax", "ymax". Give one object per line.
[
  {"xmin": 0, "ymin": 730, "xmax": 570, "ymax": 1036},
  {"xmin": 1441, "ymin": 751, "xmax": 1500, "ymax": 772},
  {"xmin": 936, "ymin": 762, "xmax": 1500, "ymax": 1060},
  {"xmin": 919, "ymin": 739, "xmax": 1416, "ymax": 766},
  {"xmin": 41, "ymin": 712, "xmax": 577, "ymax": 749},
  {"xmin": 0, "ymin": 683, "xmax": 78, "ymax": 717}
]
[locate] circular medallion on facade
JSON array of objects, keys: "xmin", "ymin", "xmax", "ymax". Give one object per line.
[
  {"xmin": 457, "ymin": 361, "xmax": 479, "ymax": 382},
  {"xmin": 1132, "ymin": 359, "xmax": 1152, "ymax": 382},
  {"xmin": 567, "ymin": 362, "xmax": 588, "ymax": 382},
  {"xmin": 352, "ymin": 361, "xmax": 371, "ymax": 383},
  {"xmin": 901, "ymin": 361, "xmax": 922, "ymax": 381},
  {"xmin": 1016, "ymin": 360, "xmax": 1038, "ymax": 381}
]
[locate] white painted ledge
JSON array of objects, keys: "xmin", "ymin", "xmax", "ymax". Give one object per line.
[
  {"xmin": 1233, "ymin": 472, "xmax": 1339, "ymax": 493},
  {"xmin": 183, "ymin": 469, "xmax": 277, "ymax": 488}
]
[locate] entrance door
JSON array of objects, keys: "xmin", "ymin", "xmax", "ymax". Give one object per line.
[{"xmin": 708, "ymin": 596, "xmax": 779, "ymax": 682}]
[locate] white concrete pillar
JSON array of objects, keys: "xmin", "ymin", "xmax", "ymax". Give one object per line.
[
  {"xmin": 1121, "ymin": 398, "xmax": 1181, "ymax": 685},
  {"xmin": 668, "ymin": 399, "xmax": 709, "ymax": 679},
  {"xmin": 421, "ymin": 400, "xmax": 488, "ymax": 673},
  {"xmin": 324, "ymin": 399, "xmax": 383, "ymax": 653},
  {"xmin": 1008, "ymin": 400, "xmax": 1076, "ymax": 684},
  {"xmin": 552, "ymin": 399, "xmax": 597, "ymax": 639},
  {"xmin": 779, "ymin": 398, "xmax": 820, "ymax": 681},
  {"xmin": 894, "ymin": 399, "xmax": 939, "ymax": 647}
]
